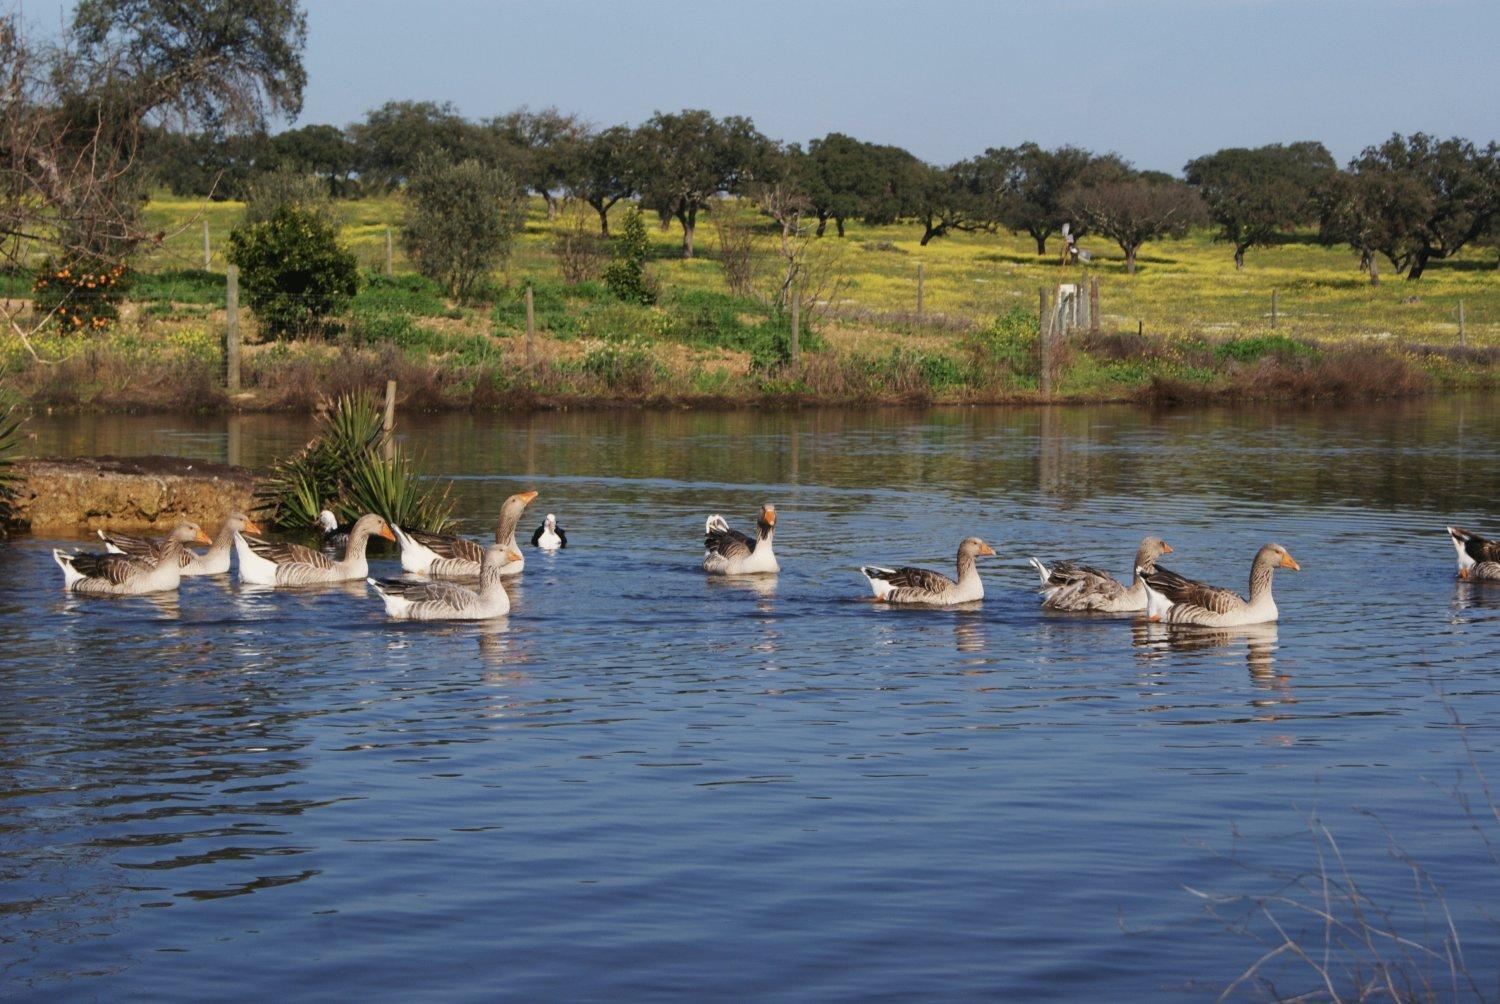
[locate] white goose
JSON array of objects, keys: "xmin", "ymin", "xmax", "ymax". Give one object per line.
[
  {"xmin": 395, "ymin": 490, "xmax": 537, "ymax": 577},
  {"xmin": 530, "ymin": 513, "xmax": 566, "ymax": 550},
  {"xmin": 54, "ymin": 523, "xmax": 212, "ymax": 595},
  {"xmin": 235, "ymin": 513, "xmax": 396, "ymax": 586},
  {"xmin": 861, "ymin": 537, "xmax": 995, "ymax": 605},
  {"xmin": 702, "ymin": 504, "xmax": 778, "ymax": 575},
  {"xmin": 1139, "ymin": 543, "xmax": 1300, "ymax": 627},
  {"xmin": 99, "ymin": 513, "xmax": 262, "ymax": 576},
  {"xmin": 368, "ymin": 544, "xmax": 522, "ymax": 621},
  {"xmin": 1029, "ymin": 536, "xmax": 1173, "ymax": 612}
]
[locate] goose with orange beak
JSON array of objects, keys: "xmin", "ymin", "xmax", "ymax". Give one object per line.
[
  {"xmin": 703, "ymin": 503, "xmax": 779, "ymax": 575},
  {"xmin": 55, "ymin": 522, "xmax": 213, "ymax": 595},
  {"xmin": 395, "ymin": 490, "xmax": 537, "ymax": 578},
  {"xmin": 1029, "ymin": 536, "xmax": 1174, "ymax": 613},
  {"xmin": 861, "ymin": 536, "xmax": 996, "ymax": 605},
  {"xmin": 369, "ymin": 544, "xmax": 522, "ymax": 620},
  {"xmin": 1139, "ymin": 543, "xmax": 1300, "ymax": 627},
  {"xmin": 235, "ymin": 513, "xmax": 396, "ymax": 586},
  {"xmin": 99, "ymin": 513, "xmax": 262, "ymax": 576}
]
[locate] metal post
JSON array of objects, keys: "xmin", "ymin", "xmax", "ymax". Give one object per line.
[
  {"xmin": 1039, "ymin": 286, "xmax": 1053, "ymax": 398},
  {"xmin": 1271, "ymin": 288, "xmax": 1278, "ymax": 328},
  {"xmin": 524, "ymin": 285, "xmax": 536, "ymax": 368},
  {"xmin": 916, "ymin": 262, "xmax": 924, "ymax": 325},
  {"xmin": 384, "ymin": 227, "xmax": 393, "ymax": 277},
  {"xmin": 1458, "ymin": 300, "xmax": 1466, "ymax": 347},
  {"xmin": 382, "ymin": 380, "xmax": 397, "ymax": 461},
  {"xmin": 224, "ymin": 265, "xmax": 240, "ymax": 391},
  {"xmin": 203, "ymin": 219, "xmax": 211, "ymax": 270},
  {"xmin": 790, "ymin": 284, "xmax": 800, "ymax": 367}
]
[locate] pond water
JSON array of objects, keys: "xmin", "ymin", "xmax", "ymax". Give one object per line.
[{"xmin": 4, "ymin": 398, "xmax": 1500, "ymax": 999}]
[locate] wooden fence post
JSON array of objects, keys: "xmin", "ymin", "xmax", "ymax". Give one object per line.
[
  {"xmin": 1458, "ymin": 300, "xmax": 1466, "ymax": 347},
  {"xmin": 382, "ymin": 379, "xmax": 397, "ymax": 461},
  {"xmin": 384, "ymin": 227, "xmax": 393, "ymax": 277},
  {"xmin": 224, "ymin": 265, "xmax": 240, "ymax": 391},
  {"xmin": 916, "ymin": 262, "xmax": 925, "ymax": 325},
  {"xmin": 790, "ymin": 284, "xmax": 800, "ymax": 367},
  {"xmin": 524, "ymin": 284, "xmax": 536, "ymax": 368},
  {"xmin": 202, "ymin": 219, "xmax": 211, "ymax": 270},
  {"xmin": 1270, "ymin": 288, "xmax": 1278, "ymax": 328},
  {"xmin": 1089, "ymin": 277, "xmax": 1100, "ymax": 336}
]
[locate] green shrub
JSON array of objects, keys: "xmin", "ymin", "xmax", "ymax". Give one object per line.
[
  {"xmin": 580, "ymin": 301, "xmax": 671, "ymax": 343},
  {"xmin": 491, "ymin": 279, "xmax": 599, "ymax": 339},
  {"xmin": 603, "ymin": 207, "xmax": 657, "ymax": 305},
  {"xmin": 31, "ymin": 256, "xmax": 130, "ymax": 332},
  {"xmin": 967, "ymin": 305, "xmax": 1039, "ymax": 379},
  {"xmin": 353, "ymin": 273, "xmax": 447, "ymax": 317},
  {"xmin": 1215, "ymin": 334, "xmax": 1321, "ymax": 363},
  {"xmin": 579, "ymin": 337, "xmax": 660, "ymax": 391},
  {"xmin": 228, "ymin": 205, "xmax": 359, "ymax": 339},
  {"xmin": 403, "ymin": 157, "xmax": 523, "ymax": 301}
]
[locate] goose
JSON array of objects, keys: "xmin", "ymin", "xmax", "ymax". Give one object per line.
[
  {"xmin": 531, "ymin": 513, "xmax": 567, "ymax": 550},
  {"xmin": 54, "ymin": 523, "xmax": 212, "ymax": 595},
  {"xmin": 1447, "ymin": 526, "xmax": 1500, "ymax": 581},
  {"xmin": 703, "ymin": 504, "xmax": 778, "ymax": 575},
  {"xmin": 1029, "ymin": 536, "xmax": 1173, "ymax": 612},
  {"xmin": 394, "ymin": 490, "xmax": 537, "ymax": 577},
  {"xmin": 368, "ymin": 544, "xmax": 523, "ymax": 621},
  {"xmin": 235, "ymin": 513, "xmax": 395, "ymax": 586},
  {"xmin": 861, "ymin": 537, "xmax": 996, "ymax": 605},
  {"xmin": 317, "ymin": 509, "xmax": 353, "ymax": 551},
  {"xmin": 1139, "ymin": 543, "xmax": 1300, "ymax": 627},
  {"xmin": 98, "ymin": 513, "xmax": 262, "ymax": 576}
]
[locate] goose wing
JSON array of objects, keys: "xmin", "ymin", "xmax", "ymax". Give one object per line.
[
  {"xmin": 530, "ymin": 525, "xmax": 544, "ymax": 546},
  {"xmin": 706, "ymin": 523, "xmax": 756, "ymax": 560},
  {"xmin": 69, "ymin": 551, "xmax": 148, "ymax": 585},
  {"xmin": 1043, "ymin": 560, "xmax": 1118, "ymax": 590},
  {"xmin": 1141, "ymin": 565, "xmax": 1242, "ymax": 613},
  {"xmin": 407, "ymin": 529, "xmax": 485, "ymax": 564},
  {"xmin": 98, "ymin": 530, "xmax": 164, "ymax": 561},
  {"xmin": 371, "ymin": 578, "xmax": 474, "ymax": 612},
  {"xmin": 870, "ymin": 565, "xmax": 955, "ymax": 593},
  {"xmin": 244, "ymin": 535, "xmax": 333, "ymax": 569},
  {"xmin": 1462, "ymin": 532, "xmax": 1500, "ymax": 564}
]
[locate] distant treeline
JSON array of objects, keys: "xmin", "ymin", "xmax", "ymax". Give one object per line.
[{"xmin": 144, "ymin": 102, "xmax": 1499, "ymax": 279}]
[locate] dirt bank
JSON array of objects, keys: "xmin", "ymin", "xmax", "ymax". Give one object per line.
[{"xmin": 8, "ymin": 455, "xmax": 258, "ymax": 534}]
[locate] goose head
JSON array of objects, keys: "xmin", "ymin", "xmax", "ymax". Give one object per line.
[
  {"xmin": 169, "ymin": 522, "xmax": 213, "ymax": 546},
  {"xmin": 226, "ymin": 512, "xmax": 262, "ymax": 535},
  {"xmin": 351, "ymin": 514, "xmax": 397, "ymax": 543},
  {"xmin": 317, "ymin": 510, "xmax": 338, "ymax": 532},
  {"xmin": 959, "ymin": 536, "xmax": 997, "ymax": 559},
  {"xmin": 1137, "ymin": 536, "xmax": 1173, "ymax": 571},
  {"xmin": 758, "ymin": 503, "xmax": 776, "ymax": 534},
  {"xmin": 481, "ymin": 543, "xmax": 525, "ymax": 570},
  {"xmin": 544, "ymin": 513, "xmax": 557, "ymax": 531},
  {"xmin": 1257, "ymin": 542, "xmax": 1300, "ymax": 571}
]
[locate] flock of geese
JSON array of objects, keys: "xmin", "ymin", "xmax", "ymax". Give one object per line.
[{"xmin": 47, "ymin": 491, "xmax": 1500, "ymax": 625}]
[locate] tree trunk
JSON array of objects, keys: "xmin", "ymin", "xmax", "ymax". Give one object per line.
[
  {"xmin": 835, "ymin": 216, "xmax": 845, "ymax": 238},
  {"xmin": 1364, "ymin": 250, "xmax": 1379, "ymax": 286},
  {"xmin": 815, "ymin": 214, "xmax": 827, "ymax": 237},
  {"xmin": 1234, "ymin": 245, "xmax": 1246, "ymax": 270},
  {"xmin": 920, "ymin": 219, "xmax": 943, "ymax": 246},
  {"xmin": 657, "ymin": 209, "xmax": 672, "ymax": 232},
  {"xmin": 679, "ymin": 206, "xmax": 697, "ymax": 258},
  {"xmin": 1033, "ymin": 232, "xmax": 1048, "ymax": 255},
  {"xmin": 1405, "ymin": 249, "xmax": 1429, "ymax": 280},
  {"xmin": 543, "ymin": 191, "xmax": 558, "ymax": 220},
  {"xmin": 595, "ymin": 202, "xmax": 610, "ymax": 236},
  {"xmin": 1124, "ymin": 244, "xmax": 1138, "ymax": 275}
]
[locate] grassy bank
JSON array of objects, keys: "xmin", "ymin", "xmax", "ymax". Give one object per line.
[{"xmin": 1, "ymin": 194, "xmax": 1496, "ymax": 412}]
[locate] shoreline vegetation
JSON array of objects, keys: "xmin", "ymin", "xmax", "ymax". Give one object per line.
[{"xmin": 2, "ymin": 195, "xmax": 1496, "ymax": 415}]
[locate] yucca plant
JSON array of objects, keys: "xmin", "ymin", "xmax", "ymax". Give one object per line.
[
  {"xmin": 0, "ymin": 403, "xmax": 23, "ymax": 524},
  {"xmin": 254, "ymin": 391, "xmax": 453, "ymax": 532}
]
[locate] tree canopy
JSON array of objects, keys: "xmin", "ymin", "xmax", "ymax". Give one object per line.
[{"xmin": 1185, "ymin": 142, "xmax": 1335, "ymax": 268}]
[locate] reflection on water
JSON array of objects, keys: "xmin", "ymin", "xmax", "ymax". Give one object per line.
[{"xmin": 4, "ymin": 396, "xmax": 1500, "ymax": 1000}]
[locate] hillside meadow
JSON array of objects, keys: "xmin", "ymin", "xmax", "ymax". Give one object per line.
[{"xmin": 1, "ymin": 193, "xmax": 1496, "ymax": 412}]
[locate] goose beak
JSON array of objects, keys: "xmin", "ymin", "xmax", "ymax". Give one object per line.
[
  {"xmin": 378, "ymin": 522, "xmax": 397, "ymax": 542},
  {"xmin": 978, "ymin": 542, "xmax": 996, "ymax": 557},
  {"xmin": 519, "ymin": 491, "xmax": 539, "ymax": 505},
  {"xmin": 508, "ymin": 549, "xmax": 524, "ymax": 563},
  {"xmin": 1161, "ymin": 543, "xmax": 1174, "ymax": 554},
  {"xmin": 1459, "ymin": 567, "xmax": 1469, "ymax": 580},
  {"xmin": 194, "ymin": 529, "xmax": 213, "ymax": 545},
  {"xmin": 1280, "ymin": 553, "xmax": 1301, "ymax": 571},
  {"xmin": 762, "ymin": 508, "xmax": 776, "ymax": 526},
  {"xmin": 243, "ymin": 518, "xmax": 263, "ymax": 534}
]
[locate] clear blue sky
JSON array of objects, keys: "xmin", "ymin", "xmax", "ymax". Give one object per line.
[{"xmin": 18, "ymin": 0, "xmax": 1500, "ymax": 172}]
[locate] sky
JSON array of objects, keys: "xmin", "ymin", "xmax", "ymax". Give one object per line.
[{"xmin": 16, "ymin": 0, "xmax": 1500, "ymax": 173}]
